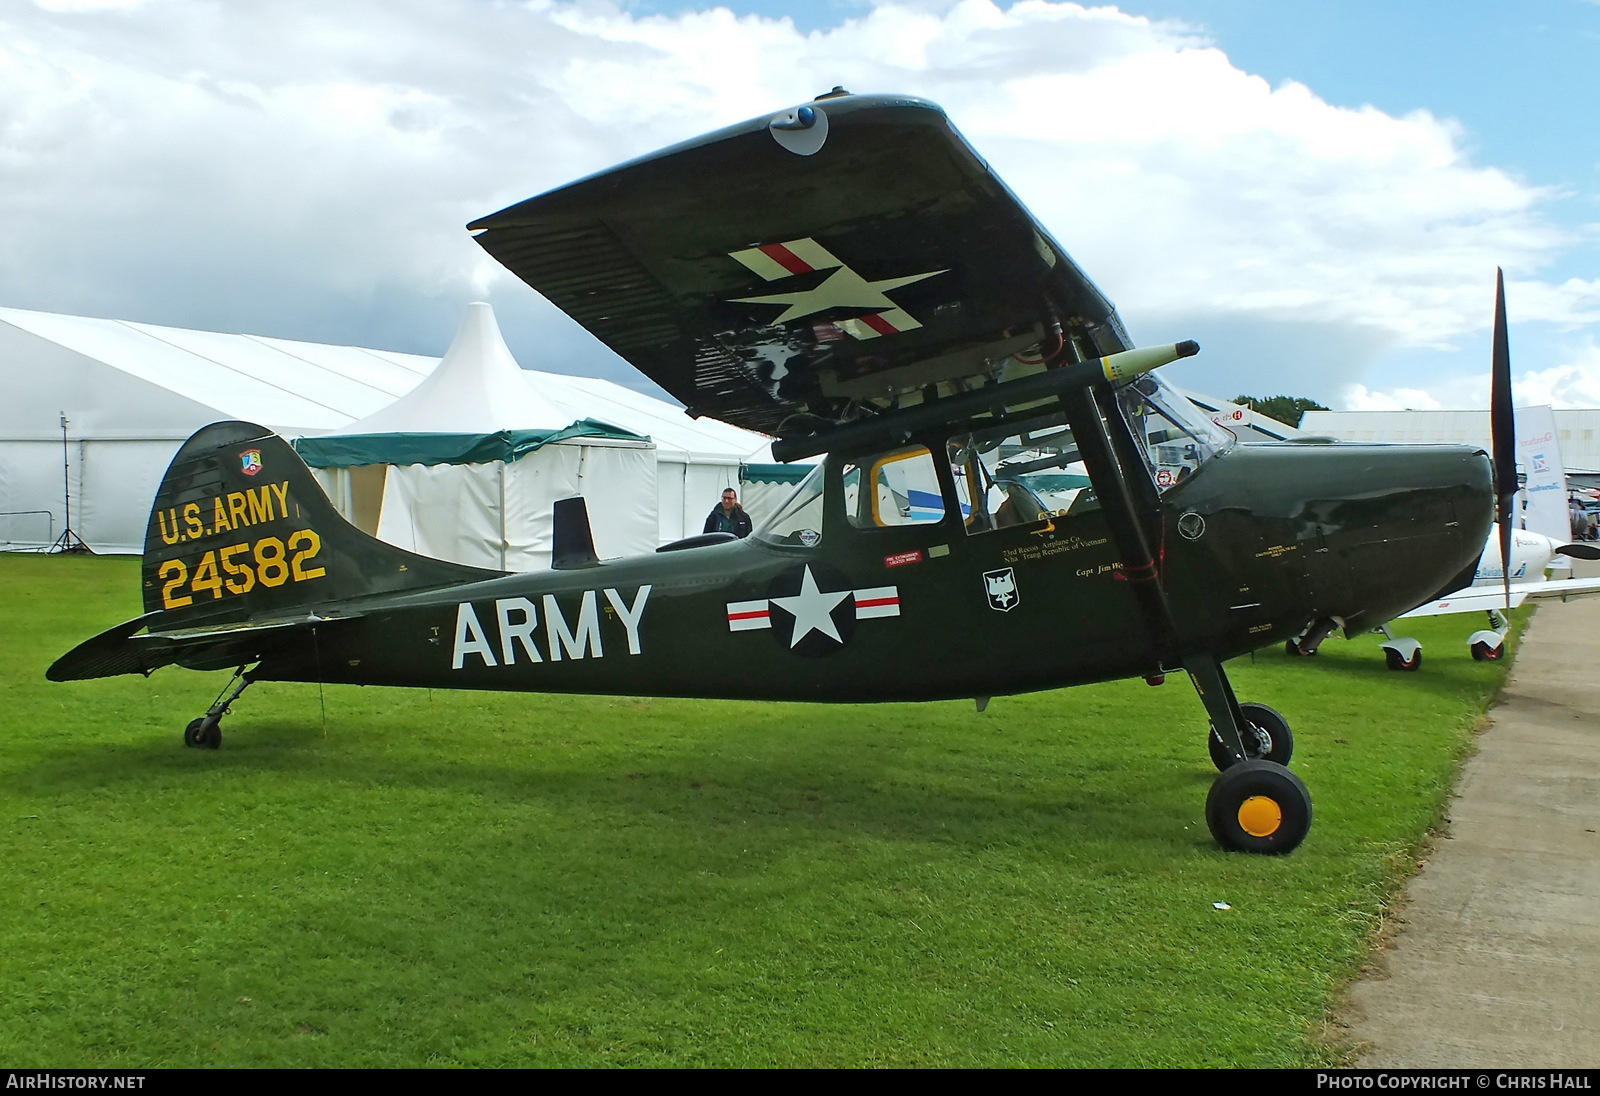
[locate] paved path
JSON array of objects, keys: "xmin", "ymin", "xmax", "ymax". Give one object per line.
[{"xmin": 1345, "ymin": 597, "xmax": 1600, "ymax": 1066}]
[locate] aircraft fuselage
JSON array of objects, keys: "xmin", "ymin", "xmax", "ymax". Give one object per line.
[{"xmin": 249, "ymin": 441, "xmax": 1492, "ymax": 703}]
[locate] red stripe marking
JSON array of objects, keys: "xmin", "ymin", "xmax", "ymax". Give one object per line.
[
  {"xmin": 855, "ymin": 597, "xmax": 899, "ymax": 609},
  {"xmin": 859, "ymin": 312, "xmax": 898, "ymax": 336},
  {"xmin": 759, "ymin": 243, "xmax": 812, "ymax": 275},
  {"xmin": 728, "ymin": 609, "xmax": 770, "ymax": 621}
]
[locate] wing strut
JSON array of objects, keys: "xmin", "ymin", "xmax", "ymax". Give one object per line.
[
  {"xmin": 1056, "ymin": 385, "xmax": 1178, "ymax": 659},
  {"xmin": 1058, "ymin": 370, "xmax": 1254, "ymax": 767}
]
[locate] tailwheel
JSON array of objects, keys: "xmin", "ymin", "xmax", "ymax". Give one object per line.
[
  {"xmin": 1284, "ymin": 638, "xmax": 1315, "ymax": 657},
  {"xmin": 1208, "ymin": 702, "xmax": 1294, "ymax": 771},
  {"xmin": 183, "ymin": 716, "xmax": 222, "ymax": 750},
  {"xmin": 183, "ymin": 665, "xmax": 252, "ymax": 750},
  {"xmin": 1205, "ymin": 759, "xmax": 1312, "ymax": 854},
  {"xmin": 1470, "ymin": 640, "xmax": 1505, "ymax": 662},
  {"xmin": 1384, "ymin": 647, "xmax": 1422, "ymax": 672}
]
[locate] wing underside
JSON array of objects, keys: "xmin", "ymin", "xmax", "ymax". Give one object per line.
[{"xmin": 470, "ymin": 93, "xmax": 1130, "ymax": 437}]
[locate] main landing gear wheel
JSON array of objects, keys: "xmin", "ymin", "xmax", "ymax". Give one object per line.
[
  {"xmin": 1471, "ymin": 640, "xmax": 1505, "ymax": 662},
  {"xmin": 1285, "ymin": 638, "xmax": 1315, "ymax": 657},
  {"xmin": 1206, "ymin": 759, "xmax": 1312, "ymax": 854},
  {"xmin": 1385, "ymin": 648, "xmax": 1422, "ymax": 672},
  {"xmin": 1208, "ymin": 702, "xmax": 1294, "ymax": 771},
  {"xmin": 183, "ymin": 716, "xmax": 221, "ymax": 750}
]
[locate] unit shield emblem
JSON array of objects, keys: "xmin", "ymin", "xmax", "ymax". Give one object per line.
[
  {"xmin": 983, "ymin": 567, "xmax": 1019, "ymax": 612},
  {"xmin": 239, "ymin": 449, "xmax": 263, "ymax": 476}
]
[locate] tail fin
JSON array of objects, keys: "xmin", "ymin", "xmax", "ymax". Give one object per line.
[{"xmin": 142, "ymin": 421, "xmax": 500, "ymax": 630}]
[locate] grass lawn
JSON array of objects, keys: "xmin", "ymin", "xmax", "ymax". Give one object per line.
[{"xmin": 0, "ymin": 554, "xmax": 1518, "ymax": 1067}]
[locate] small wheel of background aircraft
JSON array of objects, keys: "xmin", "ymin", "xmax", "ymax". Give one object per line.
[
  {"xmin": 1284, "ymin": 522, "xmax": 1600, "ymax": 670},
  {"xmin": 48, "ymin": 92, "xmax": 1514, "ymax": 855}
]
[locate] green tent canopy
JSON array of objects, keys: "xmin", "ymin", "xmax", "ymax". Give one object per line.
[
  {"xmin": 294, "ymin": 419, "xmax": 645, "ymax": 469},
  {"xmin": 740, "ymin": 462, "xmax": 813, "ymax": 485}
]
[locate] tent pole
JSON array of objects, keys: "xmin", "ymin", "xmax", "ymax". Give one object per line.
[
  {"xmin": 498, "ymin": 461, "xmax": 507, "ymax": 571},
  {"xmin": 50, "ymin": 411, "xmax": 88, "ymax": 554}
]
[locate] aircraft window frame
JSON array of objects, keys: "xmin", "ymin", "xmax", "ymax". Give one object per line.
[
  {"xmin": 948, "ymin": 413, "xmax": 1096, "ymax": 536},
  {"xmin": 843, "ymin": 446, "xmax": 946, "ymax": 529},
  {"xmin": 752, "ymin": 462, "xmax": 827, "ymax": 548}
]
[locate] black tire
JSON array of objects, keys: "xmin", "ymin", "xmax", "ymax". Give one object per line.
[
  {"xmin": 184, "ymin": 716, "xmax": 221, "ymax": 750},
  {"xmin": 1285, "ymin": 638, "xmax": 1315, "ymax": 657},
  {"xmin": 1384, "ymin": 648, "xmax": 1422, "ymax": 672},
  {"xmin": 1470, "ymin": 640, "xmax": 1504, "ymax": 662},
  {"xmin": 1208, "ymin": 703, "xmax": 1294, "ymax": 771},
  {"xmin": 1205, "ymin": 759, "xmax": 1313, "ymax": 854}
]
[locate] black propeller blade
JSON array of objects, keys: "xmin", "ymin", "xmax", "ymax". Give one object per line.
[
  {"xmin": 1556, "ymin": 542, "xmax": 1600, "ymax": 562},
  {"xmin": 1491, "ymin": 268, "xmax": 1515, "ymax": 609}
]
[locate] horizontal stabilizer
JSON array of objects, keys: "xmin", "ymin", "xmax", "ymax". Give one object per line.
[{"xmin": 47, "ymin": 614, "xmax": 348, "ymax": 682}]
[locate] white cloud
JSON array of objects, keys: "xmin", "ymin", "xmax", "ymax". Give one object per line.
[
  {"xmin": 1340, "ymin": 384, "xmax": 1450, "ymax": 412},
  {"xmin": 0, "ymin": 0, "xmax": 1590, "ymax": 397},
  {"xmin": 1342, "ymin": 338, "xmax": 1600, "ymax": 411}
]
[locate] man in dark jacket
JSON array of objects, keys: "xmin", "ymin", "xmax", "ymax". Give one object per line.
[{"xmin": 705, "ymin": 488, "xmax": 753, "ymax": 538}]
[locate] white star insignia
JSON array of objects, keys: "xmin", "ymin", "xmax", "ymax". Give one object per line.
[
  {"xmin": 733, "ymin": 264, "xmax": 946, "ymax": 325},
  {"xmin": 770, "ymin": 565, "xmax": 851, "ymax": 648}
]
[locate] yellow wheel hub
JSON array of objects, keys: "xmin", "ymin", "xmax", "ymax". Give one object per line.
[{"xmin": 1237, "ymin": 795, "xmax": 1282, "ymax": 837}]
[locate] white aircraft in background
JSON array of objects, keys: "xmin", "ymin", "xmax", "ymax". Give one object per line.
[{"xmin": 1288, "ymin": 524, "xmax": 1600, "ymax": 670}]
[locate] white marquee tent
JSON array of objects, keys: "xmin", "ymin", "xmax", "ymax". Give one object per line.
[
  {"xmin": 0, "ymin": 304, "xmax": 435, "ymax": 552},
  {"xmin": 0, "ymin": 302, "xmax": 796, "ymax": 561}
]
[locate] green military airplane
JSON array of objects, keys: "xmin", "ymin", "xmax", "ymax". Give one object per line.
[{"xmin": 50, "ymin": 92, "xmax": 1510, "ymax": 855}]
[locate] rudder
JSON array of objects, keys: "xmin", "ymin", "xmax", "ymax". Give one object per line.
[{"xmin": 142, "ymin": 421, "xmax": 500, "ymax": 629}]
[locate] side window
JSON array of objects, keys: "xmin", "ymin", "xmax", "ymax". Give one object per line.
[
  {"xmin": 843, "ymin": 447, "xmax": 946, "ymax": 528},
  {"xmin": 948, "ymin": 419, "xmax": 1094, "ymax": 535}
]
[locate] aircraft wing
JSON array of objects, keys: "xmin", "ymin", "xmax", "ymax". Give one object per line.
[
  {"xmin": 1400, "ymin": 576, "xmax": 1600, "ymax": 619},
  {"xmin": 469, "ymin": 93, "xmax": 1131, "ymax": 437}
]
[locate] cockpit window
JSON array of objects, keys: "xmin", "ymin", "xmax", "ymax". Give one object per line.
[
  {"xmin": 948, "ymin": 411, "xmax": 1095, "ymax": 535},
  {"xmin": 842, "ymin": 446, "xmax": 945, "ymax": 528},
  {"xmin": 1116, "ymin": 374, "xmax": 1234, "ymax": 491},
  {"xmin": 753, "ymin": 462, "xmax": 825, "ymax": 548}
]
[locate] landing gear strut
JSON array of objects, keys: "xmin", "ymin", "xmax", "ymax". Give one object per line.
[
  {"xmin": 1285, "ymin": 616, "xmax": 1340, "ymax": 658},
  {"xmin": 1186, "ymin": 655, "xmax": 1312, "ymax": 854},
  {"xmin": 184, "ymin": 666, "xmax": 255, "ymax": 750}
]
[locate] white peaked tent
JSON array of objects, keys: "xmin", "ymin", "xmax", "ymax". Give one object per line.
[{"xmin": 300, "ymin": 303, "xmax": 660, "ymax": 571}]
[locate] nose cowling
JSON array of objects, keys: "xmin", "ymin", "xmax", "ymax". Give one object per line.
[
  {"xmin": 1291, "ymin": 443, "xmax": 1494, "ymax": 631},
  {"xmin": 1165, "ymin": 442, "xmax": 1493, "ymax": 645}
]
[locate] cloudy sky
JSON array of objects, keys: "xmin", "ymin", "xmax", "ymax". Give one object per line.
[{"xmin": 2, "ymin": 0, "xmax": 1597, "ymax": 410}]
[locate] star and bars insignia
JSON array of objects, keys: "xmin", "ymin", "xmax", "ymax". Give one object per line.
[
  {"xmin": 727, "ymin": 238, "xmax": 945, "ymax": 340},
  {"xmin": 726, "ymin": 565, "xmax": 900, "ymax": 650}
]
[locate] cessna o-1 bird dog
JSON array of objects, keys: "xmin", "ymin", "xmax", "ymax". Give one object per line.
[{"xmin": 51, "ymin": 91, "xmax": 1513, "ymax": 855}]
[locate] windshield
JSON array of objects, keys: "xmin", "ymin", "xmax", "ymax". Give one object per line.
[
  {"xmin": 1116, "ymin": 374, "xmax": 1234, "ymax": 491},
  {"xmin": 753, "ymin": 462, "xmax": 826, "ymax": 548}
]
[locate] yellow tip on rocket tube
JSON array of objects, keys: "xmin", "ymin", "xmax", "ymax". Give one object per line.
[{"xmin": 1098, "ymin": 340, "xmax": 1200, "ymax": 383}]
